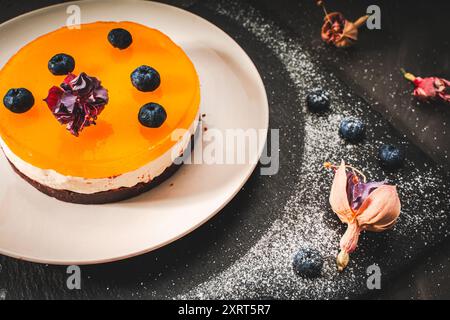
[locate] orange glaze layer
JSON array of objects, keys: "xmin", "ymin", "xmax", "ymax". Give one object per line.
[{"xmin": 0, "ymin": 21, "xmax": 200, "ymax": 179}]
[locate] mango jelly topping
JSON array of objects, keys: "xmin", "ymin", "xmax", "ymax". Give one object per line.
[{"xmin": 0, "ymin": 21, "xmax": 200, "ymax": 179}]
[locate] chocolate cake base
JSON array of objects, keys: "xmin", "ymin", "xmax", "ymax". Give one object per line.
[
  {"xmin": 3, "ymin": 129, "xmax": 197, "ymax": 205},
  {"xmin": 8, "ymin": 160, "xmax": 182, "ymax": 205}
]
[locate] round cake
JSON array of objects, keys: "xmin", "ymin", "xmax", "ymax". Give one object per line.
[{"xmin": 0, "ymin": 21, "xmax": 201, "ymax": 204}]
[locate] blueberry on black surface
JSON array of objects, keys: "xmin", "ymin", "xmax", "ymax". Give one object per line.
[
  {"xmin": 306, "ymin": 88, "xmax": 331, "ymax": 113},
  {"xmin": 378, "ymin": 144, "xmax": 406, "ymax": 170},
  {"xmin": 108, "ymin": 28, "xmax": 133, "ymax": 50},
  {"xmin": 339, "ymin": 117, "xmax": 366, "ymax": 143},
  {"xmin": 48, "ymin": 53, "xmax": 75, "ymax": 75},
  {"xmin": 292, "ymin": 248, "xmax": 324, "ymax": 278},
  {"xmin": 3, "ymin": 88, "xmax": 35, "ymax": 114},
  {"xmin": 139, "ymin": 103, "xmax": 167, "ymax": 128},
  {"xmin": 131, "ymin": 65, "xmax": 161, "ymax": 92}
]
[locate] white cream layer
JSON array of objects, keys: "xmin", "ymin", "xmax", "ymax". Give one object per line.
[{"xmin": 0, "ymin": 114, "xmax": 199, "ymax": 194}]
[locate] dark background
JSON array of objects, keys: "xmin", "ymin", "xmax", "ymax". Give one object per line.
[{"xmin": 0, "ymin": 0, "xmax": 449, "ymax": 300}]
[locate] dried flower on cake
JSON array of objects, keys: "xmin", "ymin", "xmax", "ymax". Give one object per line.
[{"xmin": 44, "ymin": 72, "xmax": 109, "ymax": 136}]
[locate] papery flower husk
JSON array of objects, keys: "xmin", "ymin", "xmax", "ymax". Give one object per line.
[
  {"xmin": 329, "ymin": 161, "xmax": 401, "ymax": 271},
  {"xmin": 321, "ymin": 12, "xmax": 369, "ymax": 48}
]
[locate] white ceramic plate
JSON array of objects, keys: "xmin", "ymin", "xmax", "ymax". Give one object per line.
[{"xmin": 0, "ymin": 0, "xmax": 268, "ymax": 265}]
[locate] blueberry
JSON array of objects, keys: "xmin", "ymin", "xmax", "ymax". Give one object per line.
[
  {"xmin": 131, "ymin": 65, "xmax": 161, "ymax": 92},
  {"xmin": 306, "ymin": 88, "xmax": 331, "ymax": 113},
  {"xmin": 48, "ymin": 53, "xmax": 75, "ymax": 75},
  {"xmin": 378, "ymin": 144, "xmax": 405, "ymax": 170},
  {"xmin": 108, "ymin": 28, "xmax": 133, "ymax": 50},
  {"xmin": 139, "ymin": 103, "xmax": 167, "ymax": 128},
  {"xmin": 3, "ymin": 88, "xmax": 35, "ymax": 113},
  {"xmin": 293, "ymin": 248, "xmax": 324, "ymax": 278},
  {"xmin": 339, "ymin": 117, "xmax": 366, "ymax": 143}
]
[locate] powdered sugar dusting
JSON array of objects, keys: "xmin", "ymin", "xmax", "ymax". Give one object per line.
[
  {"xmin": 179, "ymin": 1, "xmax": 450, "ymax": 299},
  {"xmin": 0, "ymin": 262, "xmax": 5, "ymax": 301}
]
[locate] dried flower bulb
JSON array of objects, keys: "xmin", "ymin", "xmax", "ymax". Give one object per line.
[
  {"xmin": 402, "ymin": 69, "xmax": 450, "ymax": 104},
  {"xmin": 326, "ymin": 161, "xmax": 401, "ymax": 271},
  {"xmin": 321, "ymin": 12, "xmax": 369, "ymax": 48}
]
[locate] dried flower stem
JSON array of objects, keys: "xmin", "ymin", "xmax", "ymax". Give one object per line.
[
  {"xmin": 401, "ymin": 68, "xmax": 417, "ymax": 82},
  {"xmin": 318, "ymin": 0, "xmax": 368, "ymax": 29},
  {"xmin": 317, "ymin": 0, "xmax": 332, "ymax": 25},
  {"xmin": 354, "ymin": 15, "xmax": 369, "ymax": 28}
]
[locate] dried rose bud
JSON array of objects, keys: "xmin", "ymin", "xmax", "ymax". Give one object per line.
[
  {"xmin": 321, "ymin": 12, "xmax": 369, "ymax": 48},
  {"xmin": 325, "ymin": 161, "xmax": 401, "ymax": 271},
  {"xmin": 402, "ymin": 69, "xmax": 450, "ymax": 104}
]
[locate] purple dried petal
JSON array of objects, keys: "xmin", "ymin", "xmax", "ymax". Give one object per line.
[
  {"xmin": 346, "ymin": 172, "xmax": 386, "ymax": 211},
  {"xmin": 346, "ymin": 172, "xmax": 356, "ymax": 206},
  {"xmin": 60, "ymin": 93, "xmax": 77, "ymax": 112},
  {"xmin": 93, "ymin": 87, "xmax": 108, "ymax": 102},
  {"xmin": 71, "ymin": 72, "xmax": 97, "ymax": 96},
  {"xmin": 351, "ymin": 181, "xmax": 386, "ymax": 210},
  {"xmin": 44, "ymin": 72, "xmax": 109, "ymax": 136}
]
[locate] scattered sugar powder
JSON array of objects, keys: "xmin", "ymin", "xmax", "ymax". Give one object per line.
[
  {"xmin": 0, "ymin": 264, "xmax": 4, "ymax": 300},
  {"xmin": 0, "ymin": 289, "xmax": 6, "ymax": 301},
  {"xmin": 178, "ymin": 1, "xmax": 450, "ymax": 299}
]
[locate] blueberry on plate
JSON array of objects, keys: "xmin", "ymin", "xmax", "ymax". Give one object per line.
[
  {"xmin": 339, "ymin": 117, "xmax": 366, "ymax": 143},
  {"xmin": 131, "ymin": 65, "xmax": 161, "ymax": 92},
  {"xmin": 108, "ymin": 28, "xmax": 133, "ymax": 50},
  {"xmin": 306, "ymin": 88, "xmax": 331, "ymax": 113},
  {"xmin": 3, "ymin": 88, "xmax": 35, "ymax": 114},
  {"xmin": 139, "ymin": 103, "xmax": 167, "ymax": 128},
  {"xmin": 378, "ymin": 144, "xmax": 405, "ymax": 170},
  {"xmin": 48, "ymin": 53, "xmax": 75, "ymax": 75},
  {"xmin": 292, "ymin": 248, "xmax": 324, "ymax": 278}
]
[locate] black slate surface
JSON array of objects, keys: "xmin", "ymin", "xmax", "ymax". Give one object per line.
[{"xmin": 0, "ymin": 0, "xmax": 449, "ymax": 300}]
